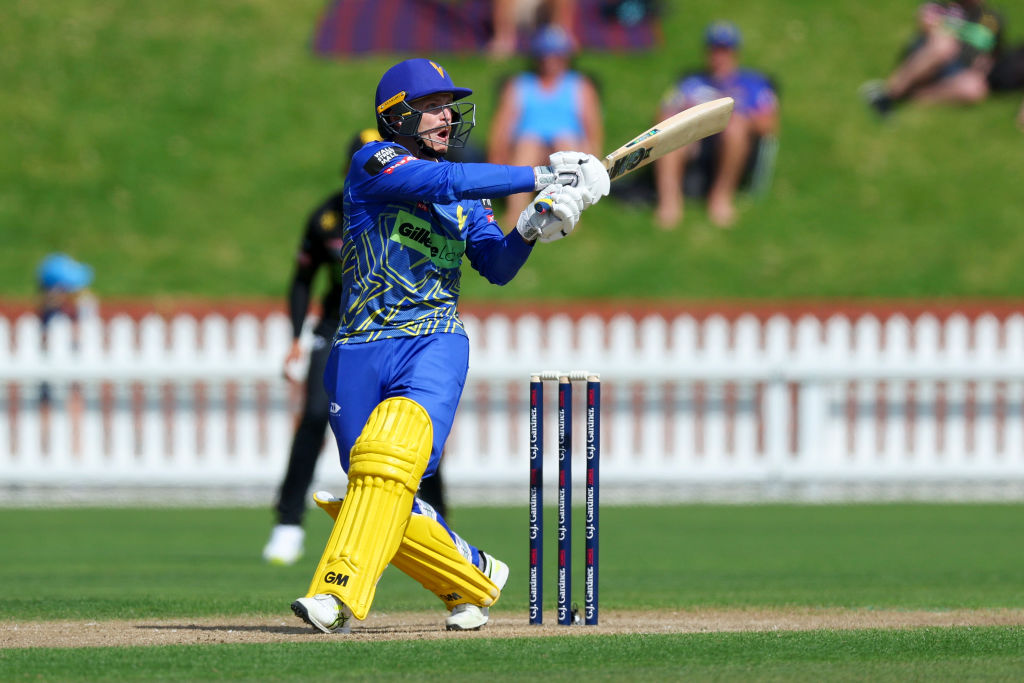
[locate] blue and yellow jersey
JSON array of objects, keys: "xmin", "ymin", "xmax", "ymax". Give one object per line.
[{"xmin": 336, "ymin": 141, "xmax": 536, "ymax": 344}]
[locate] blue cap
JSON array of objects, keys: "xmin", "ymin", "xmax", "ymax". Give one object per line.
[
  {"xmin": 37, "ymin": 253, "xmax": 93, "ymax": 291},
  {"xmin": 375, "ymin": 59, "xmax": 472, "ymax": 114},
  {"xmin": 705, "ymin": 21, "xmax": 741, "ymax": 49},
  {"xmin": 530, "ymin": 24, "xmax": 575, "ymax": 57}
]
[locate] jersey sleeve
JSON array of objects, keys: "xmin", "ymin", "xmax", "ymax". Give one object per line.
[
  {"xmin": 288, "ymin": 211, "xmax": 322, "ymax": 339},
  {"xmin": 748, "ymin": 73, "xmax": 779, "ymax": 116},
  {"xmin": 288, "ymin": 195, "xmax": 343, "ymax": 338},
  {"xmin": 462, "ymin": 200, "xmax": 532, "ymax": 286},
  {"xmin": 351, "ymin": 143, "xmax": 536, "ymax": 205}
]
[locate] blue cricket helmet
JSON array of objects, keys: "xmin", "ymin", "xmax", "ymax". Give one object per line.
[
  {"xmin": 374, "ymin": 58, "xmax": 475, "ymax": 153},
  {"xmin": 37, "ymin": 253, "xmax": 93, "ymax": 292},
  {"xmin": 375, "ymin": 58, "xmax": 472, "ymax": 114}
]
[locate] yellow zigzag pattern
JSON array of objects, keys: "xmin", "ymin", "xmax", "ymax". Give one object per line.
[{"xmin": 338, "ymin": 209, "xmax": 464, "ymax": 343}]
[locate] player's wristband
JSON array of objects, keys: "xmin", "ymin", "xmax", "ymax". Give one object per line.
[
  {"xmin": 533, "ymin": 165, "xmax": 557, "ymax": 190},
  {"xmin": 533, "ymin": 196, "xmax": 555, "ymax": 215}
]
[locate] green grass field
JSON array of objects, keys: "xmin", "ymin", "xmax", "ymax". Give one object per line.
[
  {"xmin": 3, "ymin": 1, "xmax": 1024, "ymax": 302},
  {"xmin": 4, "ymin": 629, "xmax": 1024, "ymax": 682},
  {"xmin": 2, "ymin": 504, "xmax": 1023, "ymax": 679}
]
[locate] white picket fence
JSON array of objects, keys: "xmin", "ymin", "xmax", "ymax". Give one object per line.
[{"xmin": 3, "ymin": 310, "xmax": 1024, "ymax": 498}]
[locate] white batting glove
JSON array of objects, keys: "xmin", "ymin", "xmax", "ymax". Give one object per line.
[
  {"xmin": 516, "ymin": 184, "xmax": 589, "ymax": 244},
  {"xmin": 573, "ymin": 153, "xmax": 611, "ymax": 207},
  {"xmin": 533, "ymin": 152, "xmax": 610, "ymax": 208}
]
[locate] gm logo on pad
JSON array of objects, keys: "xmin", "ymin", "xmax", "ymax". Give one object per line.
[{"xmin": 323, "ymin": 572, "xmax": 349, "ymax": 586}]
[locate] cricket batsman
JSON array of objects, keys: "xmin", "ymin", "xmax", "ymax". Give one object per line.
[{"xmin": 290, "ymin": 58, "xmax": 610, "ymax": 632}]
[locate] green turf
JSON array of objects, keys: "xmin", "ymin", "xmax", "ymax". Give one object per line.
[
  {"xmin": 2, "ymin": 504, "xmax": 1023, "ymax": 620},
  {"xmin": 2, "ymin": 628, "xmax": 1023, "ymax": 681},
  {"xmin": 3, "ymin": 1, "xmax": 1023, "ymax": 301},
  {"xmin": 3, "ymin": 504, "xmax": 1023, "ymax": 680}
]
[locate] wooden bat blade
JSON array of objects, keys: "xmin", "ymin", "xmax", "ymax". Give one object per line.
[{"xmin": 603, "ymin": 97, "xmax": 734, "ymax": 181}]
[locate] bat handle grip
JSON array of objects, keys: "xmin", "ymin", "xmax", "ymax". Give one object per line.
[{"xmin": 533, "ymin": 197, "xmax": 554, "ymax": 215}]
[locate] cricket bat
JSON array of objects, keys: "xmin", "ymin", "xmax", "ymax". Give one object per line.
[
  {"xmin": 602, "ymin": 97, "xmax": 735, "ymax": 181},
  {"xmin": 535, "ymin": 97, "xmax": 734, "ymax": 213}
]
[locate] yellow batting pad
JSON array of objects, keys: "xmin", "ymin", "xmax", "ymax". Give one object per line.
[
  {"xmin": 312, "ymin": 492, "xmax": 501, "ymax": 610},
  {"xmin": 390, "ymin": 513, "xmax": 502, "ymax": 611},
  {"xmin": 306, "ymin": 397, "xmax": 432, "ymax": 620}
]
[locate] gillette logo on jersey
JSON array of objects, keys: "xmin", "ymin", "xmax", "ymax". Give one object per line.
[{"xmin": 390, "ymin": 210, "xmax": 465, "ymax": 269}]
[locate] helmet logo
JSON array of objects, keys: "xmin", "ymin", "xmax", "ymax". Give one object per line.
[
  {"xmin": 429, "ymin": 61, "xmax": 445, "ymax": 78},
  {"xmin": 377, "ymin": 90, "xmax": 407, "ymax": 114}
]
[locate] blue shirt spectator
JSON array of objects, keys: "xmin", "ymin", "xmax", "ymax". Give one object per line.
[
  {"xmin": 664, "ymin": 68, "xmax": 778, "ymax": 121},
  {"xmin": 654, "ymin": 21, "xmax": 779, "ymax": 229}
]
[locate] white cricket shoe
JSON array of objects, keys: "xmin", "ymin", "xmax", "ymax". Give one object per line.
[
  {"xmin": 446, "ymin": 603, "xmax": 490, "ymax": 631},
  {"xmin": 262, "ymin": 524, "xmax": 304, "ymax": 565},
  {"xmin": 444, "ymin": 552, "xmax": 510, "ymax": 631},
  {"xmin": 291, "ymin": 594, "xmax": 352, "ymax": 634}
]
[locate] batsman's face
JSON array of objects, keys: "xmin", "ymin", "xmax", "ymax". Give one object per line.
[{"xmin": 413, "ymin": 92, "xmax": 454, "ymax": 153}]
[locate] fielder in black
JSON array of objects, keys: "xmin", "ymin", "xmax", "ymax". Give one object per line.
[{"xmin": 263, "ymin": 129, "xmax": 447, "ymax": 565}]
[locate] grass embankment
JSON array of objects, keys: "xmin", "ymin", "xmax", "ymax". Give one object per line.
[{"xmin": 2, "ymin": 1, "xmax": 1023, "ymax": 301}]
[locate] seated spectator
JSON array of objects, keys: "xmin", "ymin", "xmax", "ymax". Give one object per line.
[
  {"xmin": 489, "ymin": 0, "xmax": 575, "ymax": 57},
  {"xmin": 654, "ymin": 21, "xmax": 779, "ymax": 229},
  {"xmin": 488, "ymin": 23, "xmax": 603, "ymax": 225},
  {"xmin": 861, "ymin": 1, "xmax": 1004, "ymax": 116}
]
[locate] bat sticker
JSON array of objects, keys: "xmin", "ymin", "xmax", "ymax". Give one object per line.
[
  {"xmin": 607, "ymin": 147, "xmax": 651, "ymax": 180},
  {"xmin": 625, "ymin": 129, "xmax": 660, "ymax": 148}
]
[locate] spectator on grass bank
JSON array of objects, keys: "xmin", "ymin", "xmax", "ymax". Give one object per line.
[
  {"xmin": 860, "ymin": 1, "xmax": 1004, "ymax": 116},
  {"xmin": 488, "ymin": 0, "xmax": 575, "ymax": 56},
  {"xmin": 653, "ymin": 21, "xmax": 779, "ymax": 229},
  {"xmin": 262, "ymin": 129, "xmax": 448, "ymax": 566},
  {"xmin": 488, "ymin": 23, "xmax": 603, "ymax": 226},
  {"xmin": 36, "ymin": 253, "xmax": 97, "ymax": 453}
]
